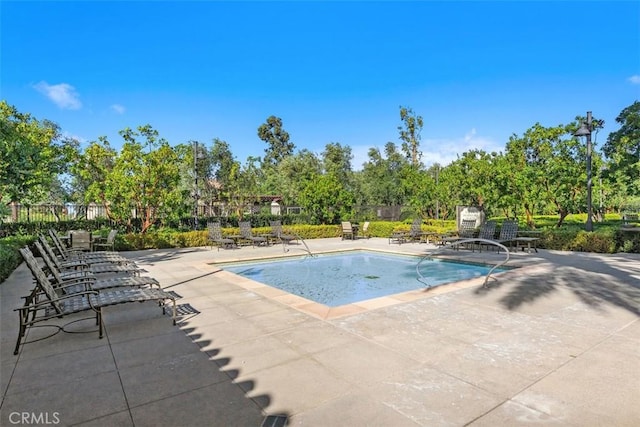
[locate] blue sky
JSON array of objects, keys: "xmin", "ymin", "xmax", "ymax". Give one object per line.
[{"xmin": 2, "ymin": 1, "xmax": 639, "ymax": 169}]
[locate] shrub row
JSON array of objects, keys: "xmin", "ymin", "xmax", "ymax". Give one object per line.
[
  {"xmin": 0, "ymin": 235, "xmax": 35, "ymax": 283},
  {"xmin": 116, "ymin": 221, "xmax": 639, "ymax": 254},
  {"xmin": 2, "ymin": 221, "xmax": 639, "ymax": 285}
]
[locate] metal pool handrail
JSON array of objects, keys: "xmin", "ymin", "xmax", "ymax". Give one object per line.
[
  {"xmin": 283, "ymin": 231, "xmax": 315, "ymax": 257},
  {"xmin": 416, "ymin": 238, "xmax": 510, "ymax": 289}
]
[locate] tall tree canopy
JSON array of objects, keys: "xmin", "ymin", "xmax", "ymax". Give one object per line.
[
  {"xmin": 360, "ymin": 142, "xmax": 409, "ymax": 207},
  {"xmin": 504, "ymin": 122, "xmax": 602, "ymax": 227},
  {"xmin": 257, "ymin": 115, "xmax": 295, "ymax": 169},
  {"xmin": 602, "ymin": 101, "xmax": 640, "ymax": 200},
  {"xmin": 322, "ymin": 142, "xmax": 353, "ymax": 184},
  {"xmin": 0, "ymin": 100, "xmax": 78, "ymax": 206},
  {"xmin": 398, "ymin": 106, "xmax": 424, "ymax": 167},
  {"xmin": 76, "ymin": 125, "xmax": 182, "ymax": 232},
  {"xmin": 8, "ymin": 101, "xmax": 640, "ymax": 226}
]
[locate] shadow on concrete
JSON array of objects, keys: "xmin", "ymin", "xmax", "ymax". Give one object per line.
[
  {"xmin": 126, "ymin": 247, "xmax": 211, "ymax": 264},
  {"xmin": 179, "ymin": 319, "xmax": 291, "ymax": 427},
  {"xmin": 476, "ymin": 251, "xmax": 640, "ymax": 316}
]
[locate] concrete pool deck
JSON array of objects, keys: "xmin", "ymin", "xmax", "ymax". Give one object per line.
[{"xmin": 1, "ymin": 237, "xmax": 639, "ymax": 426}]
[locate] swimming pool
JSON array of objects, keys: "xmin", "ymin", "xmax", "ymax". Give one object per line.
[{"xmin": 221, "ymin": 251, "xmax": 506, "ymax": 307}]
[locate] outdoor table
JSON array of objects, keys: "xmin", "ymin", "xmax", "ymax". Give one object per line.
[
  {"xmin": 422, "ymin": 231, "xmax": 443, "ymax": 245},
  {"xmin": 69, "ymin": 230, "xmax": 92, "ymax": 251},
  {"xmin": 259, "ymin": 233, "xmax": 274, "ymax": 246},
  {"xmin": 227, "ymin": 234, "xmax": 244, "ymax": 246},
  {"xmin": 515, "ymin": 231, "xmax": 541, "ymax": 253},
  {"xmin": 389, "ymin": 232, "xmax": 406, "ymax": 245},
  {"xmin": 58, "ymin": 233, "xmax": 71, "ymax": 248},
  {"xmin": 620, "ymin": 226, "xmax": 640, "ymax": 234}
]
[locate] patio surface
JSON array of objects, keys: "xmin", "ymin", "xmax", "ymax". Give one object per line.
[{"xmin": 1, "ymin": 237, "xmax": 639, "ymax": 426}]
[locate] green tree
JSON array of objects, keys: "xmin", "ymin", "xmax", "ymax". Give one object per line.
[
  {"xmin": 602, "ymin": 101, "xmax": 640, "ymax": 203},
  {"xmin": 505, "ymin": 122, "xmax": 602, "ymax": 227},
  {"xmin": 321, "ymin": 142, "xmax": 353, "ymax": 192},
  {"xmin": 449, "ymin": 150, "xmax": 500, "ymax": 213},
  {"xmin": 205, "ymin": 138, "xmax": 238, "ymax": 211},
  {"xmin": 264, "ymin": 149, "xmax": 322, "ymax": 207},
  {"xmin": 77, "ymin": 125, "xmax": 182, "ymax": 232},
  {"xmin": 360, "ymin": 142, "xmax": 409, "ymax": 206},
  {"xmin": 400, "ymin": 165, "xmax": 432, "ymax": 219},
  {"xmin": 434, "ymin": 164, "xmax": 465, "ymax": 220},
  {"xmin": 492, "ymin": 153, "xmax": 522, "ymax": 219},
  {"xmin": 225, "ymin": 156, "xmax": 262, "ymax": 218},
  {"xmin": 0, "ymin": 101, "xmax": 78, "ymax": 209},
  {"xmin": 398, "ymin": 106, "xmax": 424, "ymax": 167},
  {"xmin": 258, "ymin": 115, "xmax": 295, "ymax": 169},
  {"xmin": 298, "ymin": 173, "xmax": 355, "ymax": 224},
  {"xmin": 72, "ymin": 137, "xmax": 117, "ymax": 211}
]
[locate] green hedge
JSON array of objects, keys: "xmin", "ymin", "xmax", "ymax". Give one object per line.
[
  {"xmin": 108, "ymin": 221, "xmax": 640, "ymax": 254},
  {"xmin": 0, "ymin": 235, "xmax": 34, "ymax": 283},
  {"xmin": 2, "ymin": 220, "xmax": 639, "ymax": 285}
]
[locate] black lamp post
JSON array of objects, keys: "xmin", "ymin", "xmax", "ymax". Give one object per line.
[
  {"xmin": 435, "ymin": 165, "xmax": 440, "ymax": 220},
  {"xmin": 599, "ymin": 166, "xmax": 606, "ymax": 222},
  {"xmin": 574, "ymin": 111, "xmax": 593, "ymax": 232},
  {"xmin": 193, "ymin": 141, "xmax": 200, "ymax": 230}
]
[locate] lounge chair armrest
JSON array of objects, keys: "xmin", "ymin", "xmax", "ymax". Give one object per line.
[
  {"xmin": 56, "ymin": 280, "xmax": 95, "ymax": 292},
  {"xmin": 54, "ymin": 275, "xmax": 97, "ymax": 286},
  {"xmin": 59, "ymin": 261, "xmax": 90, "ymax": 270},
  {"xmin": 15, "ymin": 290, "xmax": 99, "ymax": 310}
]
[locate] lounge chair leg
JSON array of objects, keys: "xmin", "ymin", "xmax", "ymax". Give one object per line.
[
  {"xmin": 98, "ymin": 311, "xmax": 103, "ymax": 338},
  {"xmin": 14, "ymin": 309, "xmax": 28, "ymax": 355},
  {"xmin": 14, "ymin": 325, "xmax": 25, "ymax": 355}
]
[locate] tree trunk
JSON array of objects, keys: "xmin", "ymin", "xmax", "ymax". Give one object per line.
[
  {"xmin": 523, "ymin": 203, "xmax": 535, "ymax": 228},
  {"xmin": 555, "ymin": 208, "xmax": 568, "ymax": 228}
]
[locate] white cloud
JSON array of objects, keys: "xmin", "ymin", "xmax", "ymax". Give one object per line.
[
  {"xmin": 350, "ymin": 144, "xmax": 372, "ymax": 171},
  {"xmin": 110, "ymin": 104, "xmax": 126, "ymax": 114},
  {"xmin": 33, "ymin": 81, "xmax": 82, "ymax": 110},
  {"xmin": 61, "ymin": 131, "xmax": 86, "ymax": 144},
  {"xmin": 351, "ymin": 128, "xmax": 504, "ymax": 171},
  {"xmin": 346, "ymin": 129, "xmax": 503, "ymax": 170},
  {"xmin": 422, "ymin": 129, "xmax": 503, "ymax": 167},
  {"xmin": 628, "ymin": 75, "xmax": 640, "ymax": 84}
]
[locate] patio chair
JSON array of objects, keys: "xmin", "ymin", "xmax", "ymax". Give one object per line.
[
  {"xmin": 491, "ymin": 220, "xmax": 519, "ymax": 251},
  {"xmin": 68, "ymin": 230, "xmax": 92, "ymax": 251},
  {"xmin": 32, "ymin": 242, "xmax": 160, "ymax": 293},
  {"xmin": 15, "ymin": 247, "xmax": 176, "ymax": 355},
  {"xmin": 269, "ymin": 220, "xmax": 296, "ymax": 245},
  {"xmin": 475, "ymin": 220, "xmax": 497, "ymax": 252},
  {"xmin": 48, "ymin": 229, "xmax": 129, "ymax": 263},
  {"xmin": 239, "ymin": 221, "xmax": 268, "ymax": 247},
  {"xmin": 341, "ymin": 221, "xmax": 355, "ymax": 240},
  {"xmin": 441, "ymin": 219, "xmax": 477, "ymax": 250},
  {"xmin": 92, "ymin": 229, "xmax": 117, "ymax": 252},
  {"xmin": 207, "ymin": 222, "xmax": 236, "ymax": 251},
  {"xmin": 406, "ymin": 218, "xmax": 431, "ymax": 243},
  {"xmin": 37, "ymin": 236, "xmax": 140, "ymax": 277},
  {"xmin": 38, "ymin": 235, "xmax": 133, "ymax": 268},
  {"xmin": 360, "ymin": 221, "xmax": 370, "ymax": 239}
]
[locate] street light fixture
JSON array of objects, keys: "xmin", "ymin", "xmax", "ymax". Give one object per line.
[
  {"xmin": 599, "ymin": 166, "xmax": 606, "ymax": 222},
  {"xmin": 573, "ymin": 111, "xmax": 594, "ymax": 232},
  {"xmin": 192, "ymin": 141, "xmax": 203, "ymax": 230}
]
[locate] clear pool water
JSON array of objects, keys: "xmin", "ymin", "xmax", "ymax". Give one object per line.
[{"xmin": 222, "ymin": 251, "xmax": 505, "ymax": 307}]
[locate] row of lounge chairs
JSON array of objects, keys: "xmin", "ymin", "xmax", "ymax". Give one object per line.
[
  {"xmin": 389, "ymin": 218, "xmax": 443, "ymax": 245},
  {"xmin": 390, "ymin": 218, "xmax": 539, "ymax": 253},
  {"xmin": 208, "ymin": 220, "xmax": 297, "ymax": 251},
  {"xmin": 459, "ymin": 219, "xmax": 540, "ymax": 253},
  {"xmin": 13, "ymin": 230, "xmax": 176, "ymax": 355}
]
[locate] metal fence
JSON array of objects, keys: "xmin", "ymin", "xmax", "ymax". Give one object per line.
[
  {"xmin": 2, "ymin": 203, "xmax": 110, "ymax": 223},
  {"xmin": 2, "ymin": 203, "xmax": 406, "ymax": 224}
]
